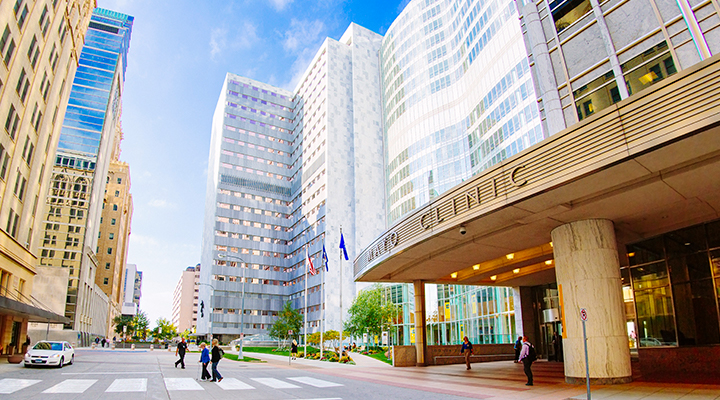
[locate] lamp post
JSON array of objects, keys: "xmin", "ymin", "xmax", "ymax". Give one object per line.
[
  {"xmin": 197, "ymin": 282, "xmax": 215, "ymax": 344},
  {"xmin": 219, "ymin": 253, "xmax": 247, "ymax": 360}
]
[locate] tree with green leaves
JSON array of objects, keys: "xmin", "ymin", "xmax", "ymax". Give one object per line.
[
  {"xmin": 151, "ymin": 318, "xmax": 177, "ymax": 341},
  {"xmin": 132, "ymin": 310, "xmax": 150, "ymax": 340},
  {"xmin": 113, "ymin": 315, "xmax": 134, "ymax": 337},
  {"xmin": 268, "ymin": 301, "xmax": 302, "ymax": 345},
  {"xmin": 344, "ymin": 284, "xmax": 397, "ymax": 340}
]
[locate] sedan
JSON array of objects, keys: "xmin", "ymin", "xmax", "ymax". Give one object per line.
[{"xmin": 24, "ymin": 341, "xmax": 74, "ymax": 368}]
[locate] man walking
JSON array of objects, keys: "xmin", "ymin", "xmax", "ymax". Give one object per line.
[
  {"xmin": 518, "ymin": 336, "xmax": 536, "ymax": 386},
  {"xmin": 175, "ymin": 337, "xmax": 187, "ymax": 369},
  {"xmin": 513, "ymin": 336, "xmax": 522, "ymax": 363}
]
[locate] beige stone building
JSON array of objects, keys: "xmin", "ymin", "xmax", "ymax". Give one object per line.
[
  {"xmin": 0, "ymin": 0, "xmax": 95, "ymax": 356},
  {"xmin": 95, "ymin": 158, "xmax": 132, "ymax": 338},
  {"xmin": 171, "ymin": 265, "xmax": 199, "ymax": 334}
]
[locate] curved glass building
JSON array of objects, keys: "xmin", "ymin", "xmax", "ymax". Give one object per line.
[{"xmin": 382, "ymin": 0, "xmax": 545, "ymax": 225}]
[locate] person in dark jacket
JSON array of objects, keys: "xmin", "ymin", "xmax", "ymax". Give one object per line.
[
  {"xmin": 291, "ymin": 339, "xmax": 298, "ymax": 360},
  {"xmin": 175, "ymin": 337, "xmax": 187, "ymax": 369},
  {"xmin": 513, "ymin": 336, "xmax": 522, "ymax": 363},
  {"xmin": 460, "ymin": 336, "xmax": 473, "ymax": 370},
  {"xmin": 199, "ymin": 342, "xmax": 211, "ymax": 381},
  {"xmin": 210, "ymin": 339, "xmax": 223, "ymax": 382}
]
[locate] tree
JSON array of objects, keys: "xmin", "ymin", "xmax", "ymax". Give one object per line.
[
  {"xmin": 344, "ymin": 284, "xmax": 397, "ymax": 340},
  {"xmin": 151, "ymin": 318, "xmax": 177, "ymax": 341},
  {"xmin": 268, "ymin": 301, "xmax": 302, "ymax": 345},
  {"xmin": 132, "ymin": 310, "xmax": 150, "ymax": 340},
  {"xmin": 113, "ymin": 315, "xmax": 134, "ymax": 337}
]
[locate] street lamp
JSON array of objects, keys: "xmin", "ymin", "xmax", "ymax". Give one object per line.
[{"xmin": 219, "ymin": 253, "xmax": 247, "ymax": 360}]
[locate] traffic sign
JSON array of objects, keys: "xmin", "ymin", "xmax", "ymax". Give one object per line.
[
  {"xmin": 288, "ymin": 330, "xmax": 293, "ymax": 335},
  {"xmin": 580, "ymin": 308, "xmax": 588, "ymax": 321}
]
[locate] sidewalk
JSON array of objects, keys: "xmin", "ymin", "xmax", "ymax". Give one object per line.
[{"xmin": 249, "ymin": 354, "xmax": 720, "ymax": 400}]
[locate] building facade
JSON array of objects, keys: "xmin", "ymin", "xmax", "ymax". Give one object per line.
[
  {"xmin": 33, "ymin": 8, "xmax": 133, "ymax": 344},
  {"xmin": 171, "ymin": 265, "xmax": 199, "ymax": 333},
  {"xmin": 0, "ymin": 0, "xmax": 95, "ymax": 355},
  {"xmin": 357, "ymin": 0, "xmax": 720, "ymax": 384},
  {"xmin": 199, "ymin": 24, "xmax": 386, "ymax": 342},
  {"xmin": 95, "ymin": 159, "xmax": 132, "ymax": 337},
  {"xmin": 120, "ymin": 263, "xmax": 139, "ymax": 315}
]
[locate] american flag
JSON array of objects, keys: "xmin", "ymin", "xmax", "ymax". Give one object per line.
[{"xmin": 306, "ymin": 246, "xmax": 317, "ymax": 276}]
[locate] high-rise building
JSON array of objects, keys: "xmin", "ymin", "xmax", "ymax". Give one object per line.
[
  {"xmin": 121, "ymin": 263, "xmax": 138, "ymax": 315},
  {"xmin": 0, "ymin": 0, "xmax": 96, "ymax": 355},
  {"xmin": 172, "ymin": 265, "xmax": 200, "ymax": 333},
  {"xmin": 199, "ymin": 24, "xmax": 386, "ymax": 342},
  {"xmin": 95, "ymin": 159, "xmax": 132, "ymax": 337},
  {"xmin": 33, "ymin": 8, "xmax": 133, "ymax": 344}
]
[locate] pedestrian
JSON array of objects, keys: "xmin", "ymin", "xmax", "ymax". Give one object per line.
[
  {"xmin": 210, "ymin": 338, "xmax": 224, "ymax": 382},
  {"xmin": 552, "ymin": 331, "xmax": 563, "ymax": 362},
  {"xmin": 291, "ymin": 339, "xmax": 298, "ymax": 360},
  {"xmin": 460, "ymin": 336, "xmax": 473, "ymax": 370},
  {"xmin": 101, "ymin": 337, "xmax": 106, "ymax": 348},
  {"xmin": 518, "ymin": 336, "xmax": 536, "ymax": 386},
  {"xmin": 199, "ymin": 343, "xmax": 211, "ymax": 381},
  {"xmin": 175, "ymin": 337, "xmax": 187, "ymax": 369},
  {"xmin": 95, "ymin": 337, "xmax": 100, "ymax": 345},
  {"xmin": 513, "ymin": 336, "xmax": 522, "ymax": 363}
]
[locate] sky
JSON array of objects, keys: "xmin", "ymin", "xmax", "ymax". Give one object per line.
[{"xmin": 96, "ymin": 0, "xmax": 410, "ymax": 326}]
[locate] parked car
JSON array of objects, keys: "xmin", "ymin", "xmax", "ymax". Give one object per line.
[{"xmin": 24, "ymin": 341, "xmax": 74, "ymax": 368}]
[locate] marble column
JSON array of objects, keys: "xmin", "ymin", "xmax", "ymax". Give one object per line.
[
  {"xmin": 551, "ymin": 219, "xmax": 631, "ymax": 384},
  {"xmin": 514, "ymin": 286, "xmax": 537, "ymax": 345},
  {"xmin": 413, "ymin": 280, "xmax": 427, "ymax": 366}
]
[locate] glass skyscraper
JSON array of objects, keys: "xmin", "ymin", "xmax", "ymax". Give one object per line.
[{"xmin": 38, "ymin": 8, "xmax": 133, "ymax": 342}]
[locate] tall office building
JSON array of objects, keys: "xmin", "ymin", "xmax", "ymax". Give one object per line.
[
  {"xmin": 0, "ymin": 0, "xmax": 96, "ymax": 355},
  {"xmin": 95, "ymin": 158, "xmax": 133, "ymax": 337},
  {"xmin": 33, "ymin": 8, "xmax": 134, "ymax": 344},
  {"xmin": 172, "ymin": 265, "xmax": 200, "ymax": 333},
  {"xmin": 200, "ymin": 24, "xmax": 386, "ymax": 342},
  {"xmin": 121, "ymin": 263, "xmax": 138, "ymax": 315}
]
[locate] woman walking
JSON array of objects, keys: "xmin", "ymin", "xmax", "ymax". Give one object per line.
[
  {"xmin": 199, "ymin": 342, "xmax": 211, "ymax": 381},
  {"xmin": 291, "ymin": 339, "xmax": 298, "ymax": 360},
  {"xmin": 460, "ymin": 336, "xmax": 473, "ymax": 370},
  {"xmin": 210, "ymin": 339, "xmax": 224, "ymax": 382}
]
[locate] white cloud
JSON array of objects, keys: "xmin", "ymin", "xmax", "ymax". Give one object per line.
[
  {"xmin": 269, "ymin": 0, "xmax": 294, "ymax": 11},
  {"xmin": 282, "ymin": 19, "xmax": 325, "ymax": 53},
  {"xmin": 209, "ymin": 27, "xmax": 227, "ymax": 59},
  {"xmin": 147, "ymin": 199, "xmax": 177, "ymax": 209}
]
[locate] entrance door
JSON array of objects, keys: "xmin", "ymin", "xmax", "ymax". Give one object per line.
[{"xmin": 542, "ymin": 321, "xmax": 563, "ymax": 361}]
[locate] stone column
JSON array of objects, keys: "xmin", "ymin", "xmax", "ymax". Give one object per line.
[
  {"xmin": 514, "ymin": 286, "xmax": 537, "ymax": 345},
  {"xmin": 551, "ymin": 219, "xmax": 631, "ymax": 384},
  {"xmin": 413, "ymin": 280, "xmax": 427, "ymax": 366}
]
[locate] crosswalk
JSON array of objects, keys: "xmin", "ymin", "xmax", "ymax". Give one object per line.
[{"xmin": 0, "ymin": 376, "xmax": 344, "ymax": 394}]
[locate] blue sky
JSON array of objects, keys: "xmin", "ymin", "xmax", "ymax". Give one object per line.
[{"xmin": 97, "ymin": 0, "xmax": 408, "ymax": 326}]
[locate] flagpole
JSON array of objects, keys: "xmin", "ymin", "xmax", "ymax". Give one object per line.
[
  {"xmin": 320, "ymin": 241, "xmax": 325, "ymax": 359},
  {"xmin": 339, "ymin": 228, "xmax": 343, "ymax": 355},
  {"xmin": 304, "ymin": 245, "xmax": 308, "ymax": 358}
]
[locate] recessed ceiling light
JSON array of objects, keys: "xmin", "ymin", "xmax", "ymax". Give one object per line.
[
  {"xmin": 506, "ymin": 253, "xmax": 514, "ymax": 260},
  {"xmin": 490, "ymin": 275, "xmax": 497, "ymax": 281},
  {"xmin": 451, "ymin": 272, "xmax": 457, "ymax": 278},
  {"xmin": 473, "ymin": 264, "xmax": 480, "ymax": 270},
  {"xmin": 545, "ymin": 260, "xmax": 553, "ymax": 265},
  {"xmin": 513, "ymin": 268, "xmax": 520, "ymax": 274}
]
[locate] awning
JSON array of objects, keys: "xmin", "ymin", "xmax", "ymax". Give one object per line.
[{"xmin": 0, "ymin": 295, "xmax": 70, "ymax": 324}]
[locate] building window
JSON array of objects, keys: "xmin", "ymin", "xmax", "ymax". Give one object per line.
[
  {"xmin": 105, "ymin": 262, "xmax": 110, "ymax": 269},
  {"xmin": 107, "ymin": 248, "xmax": 112, "ymax": 255},
  {"xmin": 113, "ymin": 204, "xmax": 118, "ymax": 211},
  {"xmin": 117, "ymin": 178, "xmax": 121, "ymax": 184},
  {"xmin": 114, "ymin": 190, "xmax": 119, "ymax": 197},
  {"xmin": 103, "ymin": 278, "xmax": 108, "ymax": 285},
  {"xmin": 111, "ymin": 218, "xmax": 116, "ymax": 225},
  {"xmin": 550, "ymin": 0, "xmax": 592, "ymax": 33},
  {"xmin": 109, "ymin": 233, "xmax": 114, "ymax": 240}
]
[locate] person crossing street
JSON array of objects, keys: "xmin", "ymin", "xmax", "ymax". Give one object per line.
[{"xmin": 175, "ymin": 337, "xmax": 187, "ymax": 369}]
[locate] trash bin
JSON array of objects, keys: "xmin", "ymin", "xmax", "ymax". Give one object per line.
[{"xmin": 165, "ymin": 343, "xmax": 168, "ymax": 349}]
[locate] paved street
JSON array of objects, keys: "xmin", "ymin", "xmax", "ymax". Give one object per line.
[
  {"xmin": 2, "ymin": 348, "xmax": 720, "ymax": 399},
  {"xmin": 0, "ymin": 348, "xmax": 470, "ymax": 400}
]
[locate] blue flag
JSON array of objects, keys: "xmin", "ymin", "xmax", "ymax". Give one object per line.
[
  {"xmin": 339, "ymin": 233, "xmax": 349, "ymax": 260},
  {"xmin": 322, "ymin": 245, "xmax": 329, "ymax": 272}
]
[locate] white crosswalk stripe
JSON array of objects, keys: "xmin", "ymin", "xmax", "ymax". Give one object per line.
[
  {"xmin": 43, "ymin": 379, "xmax": 97, "ymax": 393},
  {"xmin": 251, "ymin": 377, "xmax": 301, "ymax": 389},
  {"xmin": 164, "ymin": 377, "xmax": 204, "ymax": 391},
  {"xmin": 0, "ymin": 379, "xmax": 41, "ymax": 394},
  {"xmin": 288, "ymin": 376, "xmax": 344, "ymax": 388},
  {"xmin": 216, "ymin": 377, "xmax": 255, "ymax": 390},
  {"xmin": 106, "ymin": 378, "xmax": 147, "ymax": 392}
]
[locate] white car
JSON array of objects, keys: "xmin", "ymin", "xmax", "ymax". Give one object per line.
[{"xmin": 24, "ymin": 341, "xmax": 75, "ymax": 368}]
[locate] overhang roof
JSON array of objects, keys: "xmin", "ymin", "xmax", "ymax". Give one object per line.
[
  {"xmin": 355, "ymin": 55, "xmax": 720, "ymax": 286},
  {"xmin": 0, "ymin": 295, "xmax": 70, "ymax": 324}
]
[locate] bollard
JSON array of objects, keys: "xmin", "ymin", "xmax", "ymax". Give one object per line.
[
  {"xmin": 150, "ymin": 344, "xmax": 154, "ymax": 351},
  {"xmin": 131, "ymin": 344, "xmax": 135, "ymax": 350},
  {"xmin": 111, "ymin": 343, "xmax": 116, "ymax": 349},
  {"xmin": 91, "ymin": 343, "xmax": 96, "ymax": 349}
]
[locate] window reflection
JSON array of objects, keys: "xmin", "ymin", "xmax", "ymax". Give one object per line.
[
  {"xmin": 550, "ymin": 0, "xmax": 592, "ymax": 32},
  {"xmin": 622, "ymin": 41, "xmax": 677, "ymax": 96}
]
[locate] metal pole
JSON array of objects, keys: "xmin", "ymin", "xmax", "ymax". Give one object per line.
[
  {"xmin": 339, "ymin": 228, "xmax": 343, "ymax": 355},
  {"xmin": 304, "ymin": 245, "xmax": 308, "ymax": 357},
  {"xmin": 239, "ymin": 263, "xmax": 246, "ymax": 360},
  {"xmin": 583, "ymin": 319, "xmax": 591, "ymax": 400},
  {"xmin": 320, "ymin": 253, "xmax": 325, "ymax": 359}
]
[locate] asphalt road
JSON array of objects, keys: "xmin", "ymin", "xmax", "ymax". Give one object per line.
[{"xmin": 0, "ymin": 348, "xmax": 472, "ymax": 399}]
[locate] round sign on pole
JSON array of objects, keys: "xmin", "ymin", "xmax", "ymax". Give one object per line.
[
  {"xmin": 580, "ymin": 308, "xmax": 588, "ymax": 321},
  {"xmin": 288, "ymin": 330, "xmax": 293, "ymax": 335}
]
